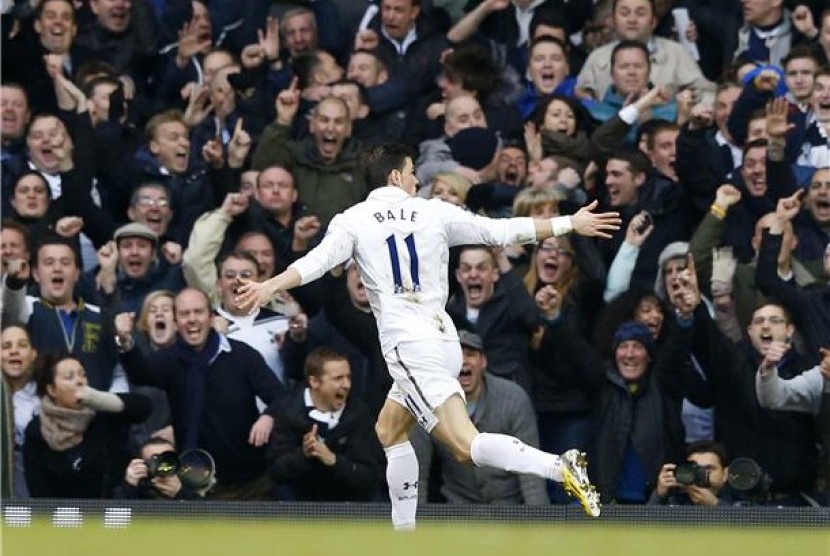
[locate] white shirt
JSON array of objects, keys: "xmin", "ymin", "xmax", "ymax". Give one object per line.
[
  {"xmin": 12, "ymin": 381, "xmax": 39, "ymax": 447},
  {"xmin": 217, "ymin": 306, "xmax": 288, "ymax": 382},
  {"xmin": 291, "ymin": 186, "xmax": 540, "ymax": 354}
]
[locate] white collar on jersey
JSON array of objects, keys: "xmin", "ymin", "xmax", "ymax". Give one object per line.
[{"xmin": 367, "ymin": 186, "xmax": 411, "ymax": 202}]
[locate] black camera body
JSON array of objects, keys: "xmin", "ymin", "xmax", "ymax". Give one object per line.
[
  {"xmin": 145, "ymin": 450, "xmax": 181, "ymax": 479},
  {"xmin": 674, "ymin": 462, "xmax": 710, "ymax": 487}
]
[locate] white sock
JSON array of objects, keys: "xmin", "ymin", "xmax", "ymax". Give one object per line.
[
  {"xmin": 470, "ymin": 432, "xmax": 564, "ymax": 482},
  {"xmin": 384, "ymin": 442, "xmax": 419, "ymax": 530}
]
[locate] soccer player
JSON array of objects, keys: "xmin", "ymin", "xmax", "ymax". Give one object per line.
[{"xmin": 236, "ymin": 144, "xmax": 619, "ymax": 527}]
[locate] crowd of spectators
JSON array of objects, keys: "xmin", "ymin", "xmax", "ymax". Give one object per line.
[{"xmin": 1, "ymin": 0, "xmax": 829, "ymax": 508}]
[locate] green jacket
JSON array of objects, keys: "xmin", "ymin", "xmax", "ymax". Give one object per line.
[{"xmin": 252, "ymin": 123, "xmax": 368, "ymax": 228}]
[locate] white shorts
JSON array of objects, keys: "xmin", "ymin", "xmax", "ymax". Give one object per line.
[{"xmin": 385, "ymin": 339, "xmax": 464, "ymax": 433}]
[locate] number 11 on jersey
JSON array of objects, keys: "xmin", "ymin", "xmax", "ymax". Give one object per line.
[{"xmin": 385, "ymin": 233, "xmax": 420, "ymax": 293}]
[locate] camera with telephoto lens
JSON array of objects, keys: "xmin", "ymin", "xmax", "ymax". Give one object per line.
[
  {"xmin": 673, "ymin": 462, "xmax": 710, "ymax": 487},
  {"xmin": 727, "ymin": 457, "xmax": 771, "ymax": 504},
  {"xmin": 143, "ymin": 449, "xmax": 216, "ymax": 493}
]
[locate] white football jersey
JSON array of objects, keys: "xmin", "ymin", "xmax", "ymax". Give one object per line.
[{"xmin": 290, "ymin": 187, "xmax": 538, "ymax": 354}]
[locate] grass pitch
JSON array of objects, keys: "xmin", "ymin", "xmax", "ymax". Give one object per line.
[{"xmin": 3, "ymin": 519, "xmax": 829, "ymax": 556}]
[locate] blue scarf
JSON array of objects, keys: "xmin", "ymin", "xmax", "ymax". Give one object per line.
[{"xmin": 173, "ymin": 329, "xmax": 221, "ymax": 450}]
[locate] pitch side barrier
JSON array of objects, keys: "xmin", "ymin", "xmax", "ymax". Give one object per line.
[{"xmin": 2, "ymin": 500, "xmax": 829, "ymax": 528}]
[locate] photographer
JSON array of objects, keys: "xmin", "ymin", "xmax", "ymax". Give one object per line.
[
  {"xmin": 119, "ymin": 437, "xmax": 203, "ymax": 500},
  {"xmin": 649, "ymin": 441, "xmax": 733, "ymax": 506}
]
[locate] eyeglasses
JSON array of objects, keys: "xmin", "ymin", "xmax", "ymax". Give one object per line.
[
  {"xmin": 136, "ymin": 197, "xmax": 170, "ymax": 209},
  {"xmin": 750, "ymin": 316, "xmax": 788, "ymax": 326},
  {"xmin": 222, "ymin": 270, "xmax": 254, "ymax": 280},
  {"xmin": 538, "ymin": 245, "xmax": 572, "ymax": 257}
]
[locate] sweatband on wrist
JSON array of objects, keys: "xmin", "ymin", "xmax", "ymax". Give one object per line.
[{"xmin": 549, "ymin": 215, "xmax": 572, "ymax": 236}]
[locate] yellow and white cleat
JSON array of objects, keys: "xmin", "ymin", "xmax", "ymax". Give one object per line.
[{"xmin": 562, "ymin": 449, "xmax": 601, "ymax": 517}]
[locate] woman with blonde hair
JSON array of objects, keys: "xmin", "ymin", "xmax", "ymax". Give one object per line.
[
  {"xmin": 130, "ymin": 290, "xmax": 176, "ymax": 447},
  {"xmin": 136, "ymin": 290, "xmax": 177, "ymax": 353},
  {"xmin": 430, "ymin": 172, "xmax": 472, "ymax": 207},
  {"xmin": 513, "ymin": 188, "xmax": 562, "ymax": 218}
]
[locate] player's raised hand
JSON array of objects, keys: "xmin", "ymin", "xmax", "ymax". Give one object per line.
[
  {"xmin": 234, "ymin": 277, "xmax": 278, "ymax": 314},
  {"xmin": 569, "ymin": 200, "xmax": 621, "ymax": 239}
]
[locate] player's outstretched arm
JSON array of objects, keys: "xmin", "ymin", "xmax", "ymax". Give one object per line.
[
  {"xmin": 235, "ymin": 267, "xmax": 302, "ymax": 314},
  {"xmin": 568, "ymin": 200, "xmax": 621, "ymax": 239}
]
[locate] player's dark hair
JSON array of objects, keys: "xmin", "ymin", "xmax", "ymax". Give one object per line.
[{"xmin": 366, "ymin": 144, "xmax": 414, "ymax": 187}]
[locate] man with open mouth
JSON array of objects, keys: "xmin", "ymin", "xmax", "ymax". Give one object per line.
[
  {"xmin": 76, "ymin": 222, "xmax": 185, "ymax": 314},
  {"xmin": 267, "ymin": 347, "xmax": 381, "ymax": 502},
  {"xmin": 793, "ymin": 167, "xmax": 830, "ymax": 277},
  {"xmin": 2, "ymin": 236, "xmax": 123, "ymax": 393},
  {"xmin": 447, "ymin": 245, "xmax": 540, "ymax": 382},
  {"xmin": 662, "ymin": 252, "xmax": 821, "ymax": 504},
  {"xmin": 115, "ymin": 287, "xmax": 286, "ymax": 501},
  {"xmin": 252, "ymin": 91, "xmax": 368, "ymax": 231}
]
